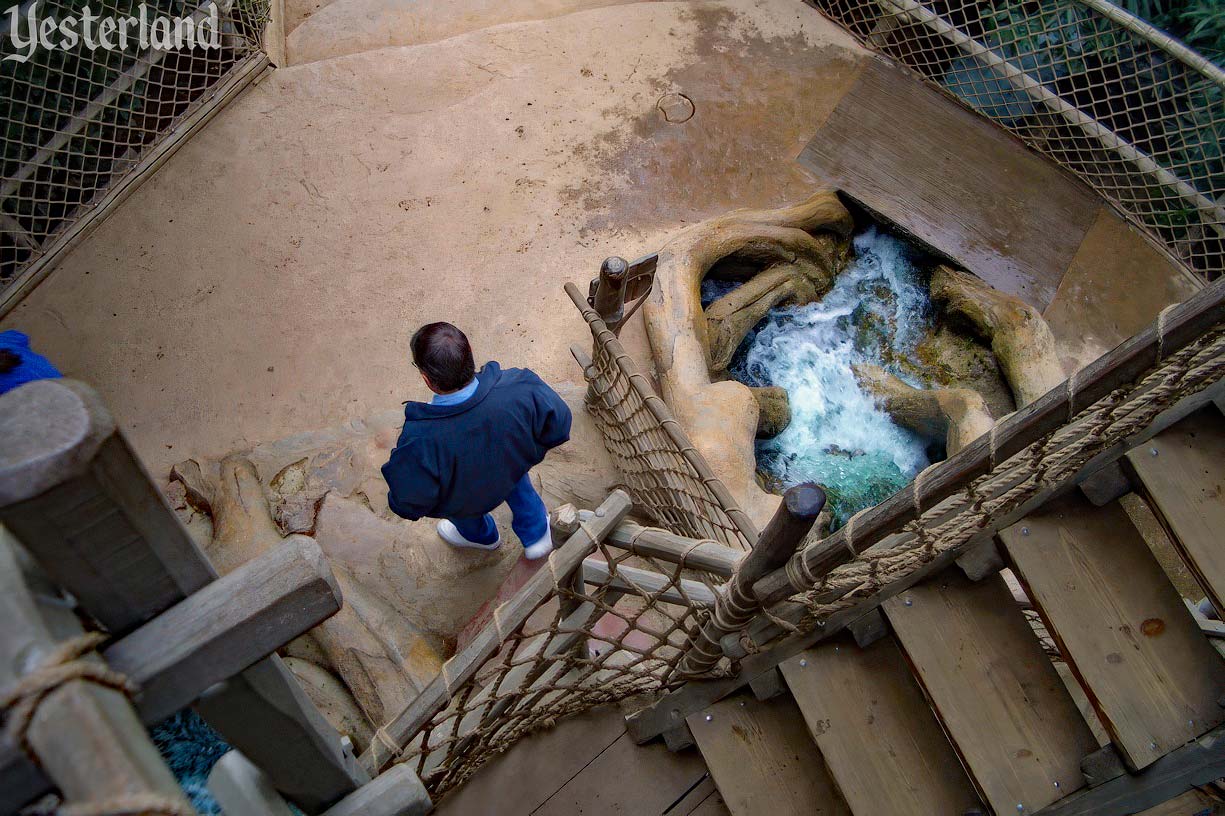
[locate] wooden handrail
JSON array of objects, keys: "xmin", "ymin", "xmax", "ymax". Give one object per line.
[{"xmin": 753, "ymin": 276, "xmax": 1225, "ymax": 608}]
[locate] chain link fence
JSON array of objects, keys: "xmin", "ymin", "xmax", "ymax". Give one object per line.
[
  {"xmin": 0, "ymin": 0, "xmax": 269, "ymax": 302},
  {"xmin": 811, "ymin": 0, "xmax": 1224, "ymax": 282}
]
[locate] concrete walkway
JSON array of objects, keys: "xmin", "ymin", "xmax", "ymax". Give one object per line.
[
  {"xmin": 1, "ymin": 0, "xmax": 866, "ymax": 479},
  {"xmin": 0, "ymin": 0, "xmax": 1197, "ymax": 483}
]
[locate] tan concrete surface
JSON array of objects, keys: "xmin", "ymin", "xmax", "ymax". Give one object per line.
[
  {"xmin": 1043, "ymin": 207, "xmax": 1202, "ymax": 374},
  {"xmin": 2, "ymin": 0, "xmax": 865, "ymax": 480},
  {"xmin": 287, "ymin": 0, "xmax": 649, "ymax": 65}
]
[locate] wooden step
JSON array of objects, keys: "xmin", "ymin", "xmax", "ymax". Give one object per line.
[
  {"xmin": 883, "ymin": 569, "xmax": 1098, "ymax": 814},
  {"xmin": 1125, "ymin": 406, "xmax": 1225, "ymax": 610},
  {"xmin": 687, "ymin": 692, "xmax": 850, "ymax": 816},
  {"xmin": 779, "ymin": 633, "xmax": 982, "ymax": 815},
  {"xmin": 1001, "ymin": 493, "xmax": 1225, "ymax": 771}
]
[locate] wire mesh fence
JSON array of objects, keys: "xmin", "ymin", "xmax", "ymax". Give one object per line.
[
  {"xmin": 0, "ymin": 0, "xmax": 269, "ymax": 295},
  {"xmin": 811, "ymin": 0, "xmax": 1225, "ymax": 282},
  {"xmin": 566, "ymin": 283, "xmax": 759, "ymax": 551}
]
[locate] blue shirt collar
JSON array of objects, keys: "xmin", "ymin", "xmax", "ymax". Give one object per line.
[{"xmin": 430, "ymin": 376, "xmax": 479, "ymax": 406}]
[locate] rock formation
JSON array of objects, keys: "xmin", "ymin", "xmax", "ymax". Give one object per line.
[
  {"xmin": 853, "ymin": 364, "xmax": 994, "ymax": 455},
  {"xmin": 165, "ymin": 384, "xmax": 622, "ymax": 747},
  {"xmin": 931, "ymin": 265, "xmax": 1065, "ymax": 407},
  {"xmin": 642, "ymin": 191, "xmax": 854, "ymax": 530}
]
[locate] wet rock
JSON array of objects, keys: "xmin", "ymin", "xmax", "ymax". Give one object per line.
[
  {"xmin": 644, "ymin": 191, "xmax": 854, "ymax": 530},
  {"xmin": 931, "ymin": 265, "xmax": 1064, "ymax": 408},
  {"xmin": 751, "ymin": 386, "xmax": 791, "ymax": 439},
  {"xmin": 704, "ymin": 262, "xmax": 823, "ymax": 373},
  {"xmin": 854, "ymin": 364, "xmax": 994, "ymax": 454},
  {"xmin": 913, "ymin": 325, "xmax": 1015, "ymax": 419}
]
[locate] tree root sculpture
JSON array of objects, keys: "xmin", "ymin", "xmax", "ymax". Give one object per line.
[
  {"xmin": 705, "ymin": 263, "xmax": 820, "ymax": 373},
  {"xmin": 854, "ymin": 364, "xmax": 995, "ymax": 455},
  {"xmin": 931, "ymin": 265, "xmax": 1065, "ymax": 408},
  {"xmin": 643, "ymin": 191, "xmax": 853, "ymax": 529}
]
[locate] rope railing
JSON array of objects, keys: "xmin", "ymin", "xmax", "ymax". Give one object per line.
[
  {"xmin": 811, "ymin": 0, "xmax": 1224, "ymax": 282},
  {"xmin": 564, "ymin": 281, "xmax": 759, "ymax": 551},
  {"xmin": 357, "ymin": 489, "xmax": 740, "ymax": 798},
  {"xmin": 745, "ymin": 276, "xmax": 1225, "ymax": 640}
]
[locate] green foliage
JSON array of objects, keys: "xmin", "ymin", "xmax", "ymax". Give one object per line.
[{"xmin": 1116, "ymin": 0, "xmax": 1225, "ymax": 62}]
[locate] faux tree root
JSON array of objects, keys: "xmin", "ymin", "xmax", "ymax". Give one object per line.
[
  {"xmin": 931, "ymin": 265, "xmax": 1064, "ymax": 408},
  {"xmin": 854, "ymin": 364, "xmax": 994, "ymax": 455},
  {"xmin": 643, "ymin": 191, "xmax": 853, "ymax": 529}
]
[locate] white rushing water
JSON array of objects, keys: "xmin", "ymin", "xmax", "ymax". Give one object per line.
[{"xmin": 713, "ymin": 227, "xmax": 937, "ymax": 525}]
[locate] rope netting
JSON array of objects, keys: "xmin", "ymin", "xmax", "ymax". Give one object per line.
[
  {"xmin": 772, "ymin": 320, "xmax": 1225, "ymax": 637},
  {"xmin": 573, "ymin": 298, "xmax": 759, "ymax": 552},
  {"xmin": 0, "ymin": 0, "xmax": 269, "ymax": 295},
  {"xmin": 812, "ymin": 0, "xmax": 1224, "ymax": 282},
  {"xmin": 385, "ymin": 527, "xmax": 725, "ymax": 797}
]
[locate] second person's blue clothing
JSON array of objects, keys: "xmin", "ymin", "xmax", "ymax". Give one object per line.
[{"xmin": 0, "ymin": 330, "xmax": 61, "ymax": 396}]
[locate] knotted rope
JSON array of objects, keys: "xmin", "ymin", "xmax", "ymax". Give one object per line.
[{"xmin": 1, "ymin": 633, "xmax": 194, "ymax": 816}]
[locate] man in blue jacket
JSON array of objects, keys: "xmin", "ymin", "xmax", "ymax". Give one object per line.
[{"xmin": 381, "ymin": 322, "xmax": 573, "ymax": 560}]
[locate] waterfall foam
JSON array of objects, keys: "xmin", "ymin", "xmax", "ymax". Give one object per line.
[{"xmin": 711, "ymin": 227, "xmax": 937, "ymax": 525}]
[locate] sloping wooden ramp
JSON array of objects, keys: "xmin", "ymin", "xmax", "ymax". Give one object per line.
[{"xmin": 799, "ymin": 58, "xmax": 1101, "ymax": 310}]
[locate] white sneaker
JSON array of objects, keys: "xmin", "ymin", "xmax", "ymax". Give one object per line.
[
  {"xmin": 521, "ymin": 517, "xmax": 554, "ymax": 560},
  {"xmin": 436, "ymin": 520, "xmax": 501, "ymax": 551}
]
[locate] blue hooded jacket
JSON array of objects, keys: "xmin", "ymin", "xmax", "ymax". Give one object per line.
[
  {"xmin": 0, "ymin": 330, "xmax": 62, "ymax": 396},
  {"xmin": 381, "ymin": 361, "xmax": 572, "ymax": 520}
]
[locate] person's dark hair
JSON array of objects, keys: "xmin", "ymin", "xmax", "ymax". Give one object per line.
[
  {"xmin": 410, "ymin": 322, "xmax": 475, "ymax": 393},
  {"xmin": 0, "ymin": 349, "xmax": 19, "ymax": 376}
]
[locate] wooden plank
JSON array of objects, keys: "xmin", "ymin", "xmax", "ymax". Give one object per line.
[
  {"xmin": 779, "ymin": 635, "xmax": 983, "ymax": 815},
  {"xmin": 0, "ymin": 528, "xmax": 190, "ymax": 813},
  {"xmin": 583, "ymin": 558, "xmax": 717, "ymax": 608},
  {"xmin": 103, "ymin": 534, "xmax": 343, "ymax": 723},
  {"xmin": 433, "ymin": 705, "xmax": 626, "ymax": 816},
  {"xmin": 1001, "ymin": 493, "xmax": 1225, "ymax": 770},
  {"xmin": 799, "ymin": 58, "xmax": 1100, "ymax": 310},
  {"xmin": 0, "ymin": 535, "xmax": 345, "ymax": 809},
  {"xmin": 208, "ymin": 751, "xmax": 297, "ymax": 816},
  {"xmin": 687, "ymin": 692, "xmax": 850, "ymax": 816},
  {"xmin": 321, "ymin": 765, "xmax": 431, "ymax": 816},
  {"xmin": 1035, "ymin": 723, "xmax": 1225, "ymax": 816},
  {"xmin": 0, "ymin": 378, "xmax": 363, "ymax": 811},
  {"xmin": 1125, "ymin": 407, "xmax": 1225, "ymax": 611},
  {"xmin": 884, "ymin": 570, "xmax": 1099, "ymax": 813},
  {"xmin": 533, "ymin": 731, "xmax": 712, "ymax": 816},
  {"xmin": 1134, "ymin": 790, "xmax": 1221, "ymax": 815}
]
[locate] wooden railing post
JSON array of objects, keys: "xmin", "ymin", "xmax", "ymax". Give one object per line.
[
  {"xmin": 590, "ymin": 256, "xmax": 629, "ymax": 334},
  {"xmin": 0, "ymin": 379, "xmax": 366, "ymax": 812},
  {"xmin": 678, "ymin": 483, "xmax": 825, "ymax": 676},
  {"xmin": 0, "ymin": 529, "xmax": 192, "ymax": 815}
]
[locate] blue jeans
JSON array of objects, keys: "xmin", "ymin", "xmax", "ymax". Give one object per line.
[{"xmin": 448, "ymin": 474, "xmax": 548, "ymax": 546}]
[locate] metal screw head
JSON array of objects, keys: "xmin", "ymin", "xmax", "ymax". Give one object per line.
[
  {"xmin": 1150, "ymin": 447, "xmax": 1159, "ymax": 456},
  {"xmin": 904, "ymin": 597, "xmax": 914, "ymax": 606},
  {"xmin": 835, "ymin": 645, "xmax": 840, "ymax": 652},
  {"xmin": 595, "ymin": 507, "xmax": 607, "ymax": 517},
  {"xmin": 1053, "ymin": 781, "xmax": 1060, "ymax": 789},
  {"xmin": 799, "ymin": 658, "xmax": 808, "ymax": 668},
  {"xmin": 704, "ymin": 714, "xmax": 713, "ymax": 722},
  {"xmin": 1021, "ymin": 527, "xmax": 1030, "ymax": 536},
  {"xmin": 1189, "ymin": 719, "xmax": 1196, "ymax": 727},
  {"xmin": 1016, "ymin": 804, "xmax": 1024, "ymax": 812},
  {"xmin": 1150, "ymin": 741, "xmax": 1158, "ymax": 750}
]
